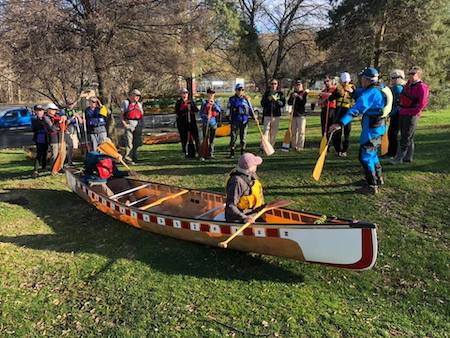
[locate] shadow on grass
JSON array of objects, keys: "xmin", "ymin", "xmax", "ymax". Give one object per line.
[{"xmin": 0, "ymin": 188, "xmax": 304, "ymax": 283}]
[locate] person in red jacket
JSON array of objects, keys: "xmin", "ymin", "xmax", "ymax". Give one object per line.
[
  {"xmin": 319, "ymin": 76, "xmax": 336, "ymax": 136},
  {"xmin": 390, "ymin": 66, "xmax": 429, "ymax": 164}
]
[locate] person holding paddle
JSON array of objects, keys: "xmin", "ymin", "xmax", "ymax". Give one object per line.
[
  {"xmin": 287, "ymin": 80, "xmax": 309, "ymax": 151},
  {"xmin": 45, "ymin": 103, "xmax": 67, "ymax": 170},
  {"xmin": 199, "ymin": 88, "xmax": 221, "ymax": 159},
  {"xmin": 329, "ymin": 67, "xmax": 387, "ymax": 194},
  {"xmin": 261, "ymin": 79, "xmax": 285, "ymax": 147},
  {"xmin": 227, "ymin": 84, "xmax": 254, "ymax": 158},
  {"xmin": 319, "ymin": 76, "xmax": 337, "ymax": 136},
  {"xmin": 225, "ymin": 153, "xmax": 264, "ymax": 223},
  {"xmin": 175, "ymin": 88, "xmax": 199, "ymax": 158},
  {"xmin": 328, "ymin": 72, "xmax": 355, "ymax": 157}
]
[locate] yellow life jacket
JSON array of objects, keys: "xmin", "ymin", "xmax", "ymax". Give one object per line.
[
  {"xmin": 225, "ymin": 171, "xmax": 264, "ymax": 210},
  {"xmin": 336, "ymin": 83, "xmax": 355, "ymax": 109}
]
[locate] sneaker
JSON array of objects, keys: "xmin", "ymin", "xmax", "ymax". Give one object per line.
[
  {"xmin": 377, "ymin": 176, "xmax": 385, "ymax": 186},
  {"xmin": 31, "ymin": 171, "xmax": 38, "ymax": 178},
  {"xmin": 340, "ymin": 152, "xmax": 347, "ymax": 157}
]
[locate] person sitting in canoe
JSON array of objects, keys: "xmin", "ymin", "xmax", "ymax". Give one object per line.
[
  {"xmin": 225, "ymin": 153, "xmax": 265, "ymax": 224},
  {"xmin": 83, "ymin": 151, "xmax": 136, "ymax": 186}
]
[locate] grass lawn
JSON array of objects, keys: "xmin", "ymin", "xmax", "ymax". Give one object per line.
[{"xmin": 0, "ymin": 110, "xmax": 449, "ymax": 337}]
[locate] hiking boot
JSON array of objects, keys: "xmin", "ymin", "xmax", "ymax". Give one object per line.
[
  {"xmin": 377, "ymin": 175, "xmax": 384, "ymax": 186},
  {"xmin": 32, "ymin": 171, "xmax": 38, "ymax": 178}
]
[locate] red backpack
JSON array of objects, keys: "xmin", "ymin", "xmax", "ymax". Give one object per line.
[{"xmin": 126, "ymin": 101, "xmax": 143, "ymax": 120}]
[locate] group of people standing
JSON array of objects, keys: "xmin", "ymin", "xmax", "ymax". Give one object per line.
[{"xmin": 31, "ymin": 89, "xmax": 146, "ymax": 177}]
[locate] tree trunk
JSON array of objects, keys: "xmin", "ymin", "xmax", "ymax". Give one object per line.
[{"xmin": 373, "ymin": 10, "xmax": 387, "ymax": 70}]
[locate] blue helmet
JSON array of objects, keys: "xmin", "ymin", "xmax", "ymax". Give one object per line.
[
  {"xmin": 235, "ymin": 83, "xmax": 244, "ymax": 90},
  {"xmin": 360, "ymin": 67, "xmax": 379, "ymax": 82}
]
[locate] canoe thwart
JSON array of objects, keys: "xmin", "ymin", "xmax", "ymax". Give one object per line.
[{"xmin": 109, "ymin": 184, "xmax": 150, "ymax": 200}]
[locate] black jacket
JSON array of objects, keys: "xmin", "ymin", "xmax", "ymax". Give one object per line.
[
  {"xmin": 261, "ymin": 90, "xmax": 286, "ymax": 117},
  {"xmin": 287, "ymin": 91, "xmax": 308, "ymax": 116}
]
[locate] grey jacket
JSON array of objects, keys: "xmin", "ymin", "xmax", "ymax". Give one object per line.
[{"xmin": 225, "ymin": 168, "xmax": 258, "ymax": 222}]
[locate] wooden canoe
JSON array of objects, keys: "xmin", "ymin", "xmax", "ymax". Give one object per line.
[
  {"xmin": 143, "ymin": 132, "xmax": 180, "ymax": 145},
  {"xmin": 65, "ymin": 170, "xmax": 377, "ymax": 271}
]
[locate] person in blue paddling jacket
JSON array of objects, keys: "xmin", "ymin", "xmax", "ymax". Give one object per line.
[
  {"xmin": 227, "ymin": 83, "xmax": 255, "ymax": 158},
  {"xmin": 85, "ymin": 96, "xmax": 107, "ymax": 152},
  {"xmin": 225, "ymin": 153, "xmax": 265, "ymax": 223},
  {"xmin": 329, "ymin": 67, "xmax": 387, "ymax": 194},
  {"xmin": 199, "ymin": 88, "xmax": 222, "ymax": 158}
]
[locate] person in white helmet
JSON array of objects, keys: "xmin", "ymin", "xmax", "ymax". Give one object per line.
[
  {"xmin": 44, "ymin": 103, "xmax": 67, "ymax": 168},
  {"xmin": 327, "ymin": 72, "xmax": 355, "ymax": 157}
]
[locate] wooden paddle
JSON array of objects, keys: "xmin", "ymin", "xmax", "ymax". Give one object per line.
[
  {"xmin": 51, "ymin": 122, "xmax": 67, "ymax": 175},
  {"xmin": 246, "ymin": 97, "xmax": 275, "ymax": 156},
  {"xmin": 312, "ymin": 130, "xmax": 335, "ymax": 181},
  {"xmin": 199, "ymin": 104, "xmax": 212, "ymax": 158},
  {"xmin": 218, "ymin": 200, "xmax": 291, "ymax": 248},
  {"xmin": 97, "ymin": 139, "xmax": 131, "ymax": 170},
  {"xmin": 139, "ymin": 190, "xmax": 189, "ymax": 210},
  {"xmin": 319, "ymin": 104, "xmax": 330, "ymax": 154},
  {"xmin": 281, "ymin": 95, "xmax": 295, "ymax": 152}
]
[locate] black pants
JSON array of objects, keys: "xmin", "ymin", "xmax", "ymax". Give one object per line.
[
  {"xmin": 398, "ymin": 115, "xmax": 418, "ymax": 161},
  {"xmin": 386, "ymin": 114, "xmax": 400, "ymax": 157},
  {"xmin": 320, "ymin": 107, "xmax": 335, "ymax": 135},
  {"xmin": 333, "ymin": 107, "xmax": 351, "ymax": 153},
  {"xmin": 176, "ymin": 117, "xmax": 200, "ymax": 153},
  {"xmin": 34, "ymin": 142, "xmax": 48, "ymax": 171}
]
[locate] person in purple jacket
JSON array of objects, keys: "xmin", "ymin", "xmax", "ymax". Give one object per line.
[{"xmin": 390, "ymin": 66, "xmax": 429, "ymax": 164}]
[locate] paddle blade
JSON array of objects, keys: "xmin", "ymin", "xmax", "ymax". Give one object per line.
[
  {"xmin": 319, "ymin": 135, "xmax": 327, "ymax": 154},
  {"xmin": 281, "ymin": 130, "xmax": 291, "ymax": 152},
  {"xmin": 261, "ymin": 136, "xmax": 275, "ymax": 156},
  {"xmin": 216, "ymin": 124, "xmax": 231, "ymax": 137},
  {"xmin": 381, "ymin": 133, "xmax": 389, "ymax": 156},
  {"xmin": 312, "ymin": 146, "xmax": 329, "ymax": 181},
  {"xmin": 98, "ymin": 141, "xmax": 121, "ymax": 160},
  {"xmin": 199, "ymin": 139, "xmax": 209, "ymax": 158}
]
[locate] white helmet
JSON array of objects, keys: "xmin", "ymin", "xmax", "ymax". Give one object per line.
[
  {"xmin": 46, "ymin": 103, "xmax": 59, "ymax": 110},
  {"xmin": 340, "ymin": 72, "xmax": 351, "ymax": 83}
]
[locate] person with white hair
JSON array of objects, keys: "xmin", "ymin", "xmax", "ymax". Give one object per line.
[
  {"xmin": 385, "ymin": 69, "xmax": 406, "ymax": 158},
  {"xmin": 390, "ymin": 66, "xmax": 429, "ymax": 164},
  {"xmin": 328, "ymin": 72, "xmax": 355, "ymax": 157}
]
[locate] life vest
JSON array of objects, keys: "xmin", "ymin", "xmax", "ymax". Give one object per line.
[
  {"xmin": 226, "ymin": 171, "xmax": 264, "ymax": 210},
  {"xmin": 48, "ymin": 114, "xmax": 61, "ymax": 135},
  {"xmin": 86, "ymin": 107, "xmax": 106, "ymax": 128},
  {"xmin": 320, "ymin": 87, "xmax": 336, "ymax": 108},
  {"xmin": 380, "ymin": 86, "xmax": 393, "ymax": 118},
  {"xmin": 96, "ymin": 157, "xmax": 114, "ymax": 179},
  {"xmin": 335, "ymin": 83, "xmax": 355, "ymax": 109},
  {"xmin": 125, "ymin": 101, "xmax": 143, "ymax": 120}
]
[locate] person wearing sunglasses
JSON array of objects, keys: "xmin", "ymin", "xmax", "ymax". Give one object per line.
[
  {"xmin": 85, "ymin": 96, "xmax": 107, "ymax": 151},
  {"xmin": 384, "ymin": 69, "xmax": 406, "ymax": 158},
  {"xmin": 319, "ymin": 76, "xmax": 337, "ymax": 136},
  {"xmin": 390, "ymin": 66, "xmax": 429, "ymax": 164},
  {"xmin": 260, "ymin": 79, "xmax": 285, "ymax": 148},
  {"xmin": 227, "ymin": 83, "xmax": 254, "ymax": 158}
]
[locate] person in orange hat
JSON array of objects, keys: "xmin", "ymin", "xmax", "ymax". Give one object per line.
[{"xmin": 225, "ymin": 152, "xmax": 265, "ymax": 223}]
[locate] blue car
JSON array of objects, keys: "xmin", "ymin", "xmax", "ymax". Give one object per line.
[{"xmin": 0, "ymin": 107, "xmax": 32, "ymax": 128}]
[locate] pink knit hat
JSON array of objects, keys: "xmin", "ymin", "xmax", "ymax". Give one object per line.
[{"xmin": 238, "ymin": 153, "xmax": 263, "ymax": 169}]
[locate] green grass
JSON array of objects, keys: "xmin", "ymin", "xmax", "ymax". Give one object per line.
[{"xmin": 1, "ymin": 110, "xmax": 449, "ymax": 337}]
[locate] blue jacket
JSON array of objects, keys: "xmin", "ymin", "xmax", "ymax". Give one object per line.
[
  {"xmin": 200, "ymin": 100, "xmax": 222, "ymax": 126},
  {"xmin": 341, "ymin": 85, "xmax": 386, "ymax": 144},
  {"xmin": 227, "ymin": 95, "xmax": 254, "ymax": 123},
  {"xmin": 389, "ymin": 84, "xmax": 404, "ymax": 117},
  {"xmin": 85, "ymin": 107, "xmax": 105, "ymax": 130}
]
